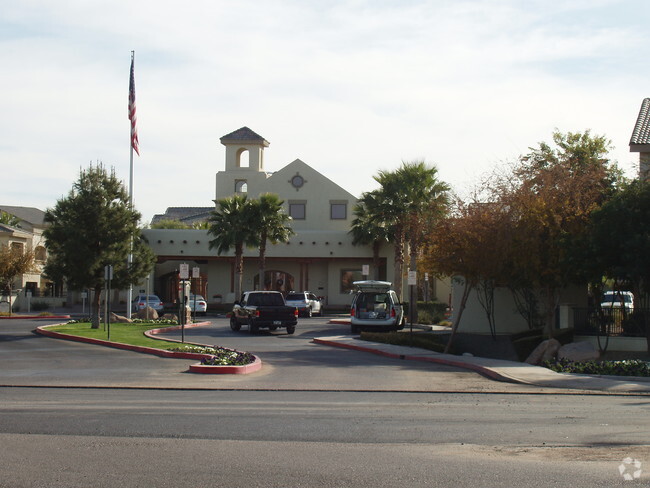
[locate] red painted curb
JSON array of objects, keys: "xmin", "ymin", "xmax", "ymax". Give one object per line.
[
  {"xmin": 1, "ymin": 315, "xmax": 71, "ymax": 320},
  {"xmin": 36, "ymin": 323, "xmax": 261, "ymax": 375},
  {"xmin": 189, "ymin": 357, "xmax": 262, "ymax": 374}
]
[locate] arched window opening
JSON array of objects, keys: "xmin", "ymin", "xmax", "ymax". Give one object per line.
[
  {"xmin": 237, "ymin": 148, "xmax": 250, "ymax": 168},
  {"xmin": 235, "ymin": 180, "xmax": 248, "ymax": 193}
]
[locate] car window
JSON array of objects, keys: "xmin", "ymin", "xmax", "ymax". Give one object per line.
[{"xmin": 286, "ymin": 294, "xmax": 303, "ymax": 301}]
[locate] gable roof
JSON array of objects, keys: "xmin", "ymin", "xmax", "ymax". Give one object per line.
[
  {"xmin": 0, "ymin": 223, "xmax": 32, "ymax": 238},
  {"xmin": 630, "ymin": 98, "xmax": 650, "ymax": 147},
  {"xmin": 150, "ymin": 207, "xmax": 214, "ymax": 225},
  {"xmin": 0, "ymin": 206, "xmax": 46, "ymax": 227},
  {"xmin": 220, "ymin": 127, "xmax": 269, "ymax": 146}
]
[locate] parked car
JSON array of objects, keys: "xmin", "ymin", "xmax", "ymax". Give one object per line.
[
  {"xmin": 188, "ymin": 294, "xmax": 207, "ymax": 315},
  {"xmin": 601, "ymin": 291, "xmax": 634, "ymax": 312},
  {"xmin": 131, "ymin": 294, "xmax": 164, "ymax": 313},
  {"xmin": 230, "ymin": 291, "xmax": 299, "ymax": 334},
  {"xmin": 349, "ymin": 280, "xmax": 404, "ymax": 334},
  {"xmin": 285, "ymin": 291, "xmax": 322, "ymax": 317}
]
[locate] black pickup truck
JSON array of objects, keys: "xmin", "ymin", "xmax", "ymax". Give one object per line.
[{"xmin": 230, "ymin": 291, "xmax": 299, "ymax": 334}]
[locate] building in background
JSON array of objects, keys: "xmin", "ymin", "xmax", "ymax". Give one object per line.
[{"xmin": 142, "ymin": 127, "xmax": 399, "ymax": 307}]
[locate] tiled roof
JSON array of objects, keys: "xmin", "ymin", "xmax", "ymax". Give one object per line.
[
  {"xmin": 220, "ymin": 127, "xmax": 269, "ymax": 145},
  {"xmin": 150, "ymin": 207, "xmax": 214, "ymax": 225},
  {"xmin": 630, "ymin": 98, "xmax": 650, "ymax": 145},
  {"xmin": 0, "ymin": 205, "xmax": 46, "ymax": 227}
]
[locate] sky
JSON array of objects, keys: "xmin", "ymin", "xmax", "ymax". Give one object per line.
[{"xmin": 2, "ymin": 0, "xmax": 649, "ymax": 224}]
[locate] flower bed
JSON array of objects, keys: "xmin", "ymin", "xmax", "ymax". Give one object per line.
[{"xmin": 38, "ymin": 321, "xmax": 261, "ymax": 374}]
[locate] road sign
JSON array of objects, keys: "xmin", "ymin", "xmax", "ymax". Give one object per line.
[
  {"xmin": 179, "ymin": 263, "xmax": 189, "ymax": 280},
  {"xmin": 192, "ymin": 266, "xmax": 200, "ymax": 279},
  {"xmin": 408, "ymin": 270, "xmax": 417, "ymax": 285}
]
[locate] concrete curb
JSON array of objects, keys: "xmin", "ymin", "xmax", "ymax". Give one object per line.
[
  {"xmin": 35, "ymin": 322, "xmax": 262, "ymax": 375},
  {"xmin": 313, "ymin": 337, "xmax": 650, "ymax": 393},
  {"xmin": 312, "ymin": 337, "xmax": 512, "ymax": 383}
]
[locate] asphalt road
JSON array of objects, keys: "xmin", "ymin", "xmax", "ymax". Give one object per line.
[{"xmin": 1, "ymin": 316, "xmax": 650, "ymax": 487}]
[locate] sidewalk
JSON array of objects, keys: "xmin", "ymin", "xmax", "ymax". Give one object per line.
[{"xmin": 313, "ymin": 335, "xmax": 650, "ymax": 394}]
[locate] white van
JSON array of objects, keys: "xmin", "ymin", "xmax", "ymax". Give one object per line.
[{"xmin": 350, "ymin": 281, "xmax": 405, "ymax": 334}]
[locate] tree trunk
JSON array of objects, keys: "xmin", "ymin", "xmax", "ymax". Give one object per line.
[
  {"xmin": 91, "ymin": 285, "xmax": 102, "ymax": 329},
  {"xmin": 258, "ymin": 238, "xmax": 267, "ymax": 290},
  {"xmin": 444, "ymin": 278, "xmax": 472, "ymax": 355},
  {"xmin": 372, "ymin": 241, "xmax": 381, "ymax": 280},
  {"xmin": 409, "ymin": 239, "xmax": 417, "ymax": 324},
  {"xmin": 234, "ymin": 243, "xmax": 244, "ymax": 300},
  {"xmin": 393, "ymin": 225, "xmax": 405, "ymax": 300}
]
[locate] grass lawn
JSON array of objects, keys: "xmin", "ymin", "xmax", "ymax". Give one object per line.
[{"xmin": 47, "ymin": 322, "xmax": 183, "ymax": 350}]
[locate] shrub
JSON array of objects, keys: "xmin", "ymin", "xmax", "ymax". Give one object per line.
[
  {"xmin": 170, "ymin": 344, "xmax": 256, "ymax": 366},
  {"xmin": 543, "ymin": 358, "xmax": 650, "ymax": 377},
  {"xmin": 402, "ymin": 301, "xmax": 448, "ymax": 325}
]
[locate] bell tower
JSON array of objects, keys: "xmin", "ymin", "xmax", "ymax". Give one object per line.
[
  {"xmin": 220, "ymin": 127, "xmax": 269, "ymax": 172},
  {"xmin": 215, "ymin": 127, "xmax": 271, "ymax": 200}
]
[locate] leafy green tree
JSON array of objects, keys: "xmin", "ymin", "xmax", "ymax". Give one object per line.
[
  {"xmin": 150, "ymin": 219, "xmax": 191, "ymax": 229},
  {"xmin": 207, "ymin": 195, "xmax": 259, "ymax": 299},
  {"xmin": 506, "ymin": 130, "xmax": 622, "ymax": 336},
  {"xmin": 43, "ymin": 164, "xmax": 156, "ymax": 328},
  {"xmin": 0, "ymin": 211, "xmax": 21, "ymax": 228},
  {"xmin": 254, "ymin": 193, "xmax": 294, "ymax": 289},
  {"xmin": 192, "ymin": 221, "xmax": 210, "ymax": 230},
  {"xmin": 582, "ymin": 180, "xmax": 650, "ymax": 297}
]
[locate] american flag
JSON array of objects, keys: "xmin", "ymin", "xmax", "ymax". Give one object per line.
[{"xmin": 128, "ymin": 56, "xmax": 140, "ymax": 156}]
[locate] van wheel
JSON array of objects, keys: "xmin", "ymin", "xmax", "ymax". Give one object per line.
[
  {"xmin": 307, "ymin": 307, "xmax": 312, "ymax": 318},
  {"xmin": 230, "ymin": 316, "xmax": 241, "ymax": 331}
]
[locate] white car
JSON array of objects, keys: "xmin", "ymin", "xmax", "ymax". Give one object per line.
[
  {"xmin": 188, "ymin": 294, "xmax": 207, "ymax": 315},
  {"xmin": 285, "ymin": 291, "xmax": 322, "ymax": 317},
  {"xmin": 601, "ymin": 291, "xmax": 634, "ymax": 312},
  {"xmin": 132, "ymin": 295, "xmax": 164, "ymax": 313}
]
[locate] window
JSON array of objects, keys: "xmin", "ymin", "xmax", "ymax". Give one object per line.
[
  {"xmin": 10, "ymin": 242, "xmax": 24, "ymax": 254},
  {"xmin": 34, "ymin": 246, "xmax": 46, "ymax": 261},
  {"xmin": 330, "ymin": 203, "xmax": 347, "ymax": 220},
  {"xmin": 340, "ymin": 269, "xmax": 363, "ymax": 294},
  {"xmin": 237, "ymin": 148, "xmax": 249, "ymax": 168},
  {"xmin": 289, "ymin": 202, "xmax": 306, "ymax": 220},
  {"xmin": 235, "ymin": 180, "xmax": 248, "ymax": 193}
]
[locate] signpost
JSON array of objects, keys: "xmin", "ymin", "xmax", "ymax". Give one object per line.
[
  {"xmin": 408, "ymin": 270, "xmax": 417, "ymax": 341},
  {"xmin": 192, "ymin": 266, "xmax": 200, "ymax": 323},
  {"xmin": 179, "ymin": 264, "xmax": 189, "ymax": 342},
  {"xmin": 104, "ymin": 265, "xmax": 113, "ymax": 341}
]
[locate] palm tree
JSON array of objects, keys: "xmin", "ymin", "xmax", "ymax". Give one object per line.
[
  {"xmin": 254, "ymin": 193, "xmax": 294, "ymax": 289},
  {"xmin": 371, "ymin": 161, "xmax": 449, "ymax": 303},
  {"xmin": 207, "ymin": 195, "xmax": 259, "ymax": 300},
  {"xmin": 349, "ymin": 193, "xmax": 391, "ymax": 280}
]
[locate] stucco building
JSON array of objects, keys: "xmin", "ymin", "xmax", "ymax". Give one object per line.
[
  {"xmin": 0, "ymin": 206, "xmax": 55, "ymax": 309},
  {"xmin": 143, "ymin": 127, "xmax": 397, "ymax": 307}
]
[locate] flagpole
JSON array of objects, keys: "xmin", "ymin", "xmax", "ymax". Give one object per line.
[{"xmin": 126, "ymin": 50, "xmax": 136, "ymax": 319}]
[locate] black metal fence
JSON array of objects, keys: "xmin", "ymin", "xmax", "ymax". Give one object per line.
[{"xmin": 573, "ymin": 307, "xmax": 649, "ymax": 337}]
